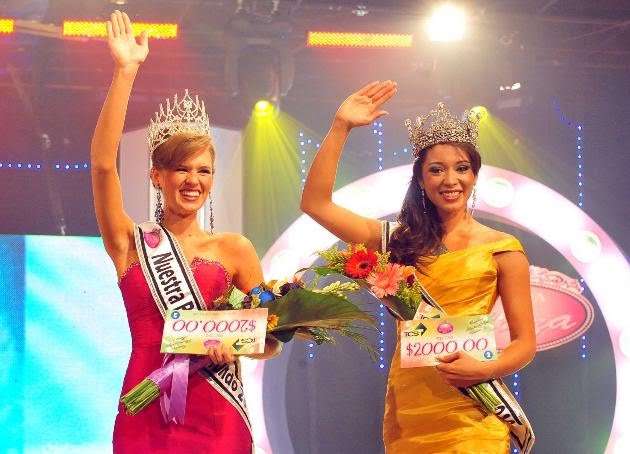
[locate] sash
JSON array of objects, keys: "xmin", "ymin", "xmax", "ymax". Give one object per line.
[
  {"xmin": 134, "ymin": 222, "xmax": 253, "ymax": 441},
  {"xmin": 382, "ymin": 221, "xmax": 535, "ymax": 454}
]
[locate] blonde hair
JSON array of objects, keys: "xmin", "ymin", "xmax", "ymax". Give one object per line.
[{"xmin": 151, "ymin": 132, "xmax": 215, "ymax": 170}]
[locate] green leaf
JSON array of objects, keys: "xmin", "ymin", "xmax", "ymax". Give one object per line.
[
  {"xmin": 380, "ymin": 295, "xmax": 418, "ymax": 321},
  {"xmin": 270, "ymin": 329, "xmax": 297, "ymax": 343},
  {"xmin": 266, "ymin": 288, "xmax": 375, "ymax": 331},
  {"xmin": 310, "ymin": 266, "xmax": 342, "ymax": 276}
]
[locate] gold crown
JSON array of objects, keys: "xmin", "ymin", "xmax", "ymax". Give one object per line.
[
  {"xmin": 405, "ymin": 102, "xmax": 481, "ymax": 157},
  {"xmin": 147, "ymin": 89, "xmax": 211, "ymax": 152}
]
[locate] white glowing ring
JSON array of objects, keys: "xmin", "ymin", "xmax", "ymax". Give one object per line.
[{"xmin": 248, "ymin": 164, "xmax": 629, "ymax": 453}]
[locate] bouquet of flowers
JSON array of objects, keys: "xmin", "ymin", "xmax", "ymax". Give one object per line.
[
  {"xmin": 120, "ymin": 277, "xmax": 376, "ymax": 417},
  {"xmin": 308, "ymin": 243, "xmax": 502, "ymax": 414}
]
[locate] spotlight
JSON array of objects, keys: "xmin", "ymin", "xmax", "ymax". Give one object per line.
[
  {"xmin": 352, "ymin": 5, "xmax": 369, "ymax": 17},
  {"xmin": 253, "ymin": 99, "xmax": 275, "ymax": 116},
  {"xmin": 224, "ymin": 12, "xmax": 295, "ymax": 116},
  {"xmin": 469, "ymin": 105, "xmax": 488, "ymax": 121},
  {"xmin": 426, "ymin": 4, "xmax": 466, "ymax": 42},
  {"xmin": 498, "ymin": 82, "xmax": 522, "ymax": 91}
]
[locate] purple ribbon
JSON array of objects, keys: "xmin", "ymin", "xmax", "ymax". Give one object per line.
[{"xmin": 149, "ymin": 354, "xmax": 211, "ymax": 425}]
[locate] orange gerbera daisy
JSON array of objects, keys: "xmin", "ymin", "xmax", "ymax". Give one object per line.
[{"xmin": 344, "ymin": 249, "xmax": 378, "ymax": 278}]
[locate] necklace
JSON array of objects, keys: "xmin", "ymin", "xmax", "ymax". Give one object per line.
[{"xmin": 433, "ymin": 242, "xmax": 450, "ymax": 256}]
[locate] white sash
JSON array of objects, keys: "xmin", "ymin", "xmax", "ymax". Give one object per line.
[
  {"xmin": 383, "ymin": 221, "xmax": 535, "ymax": 454},
  {"xmin": 134, "ymin": 222, "xmax": 253, "ymax": 439}
]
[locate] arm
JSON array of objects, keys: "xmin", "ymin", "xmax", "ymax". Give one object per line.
[
  {"xmin": 436, "ymin": 251, "xmax": 536, "ymax": 387},
  {"xmin": 207, "ymin": 234, "xmax": 281, "ymax": 364},
  {"xmin": 300, "ymin": 81, "xmax": 397, "ymax": 251},
  {"xmin": 233, "ymin": 235, "xmax": 283, "ymax": 360},
  {"xmin": 91, "ymin": 11, "xmax": 149, "ymax": 270}
]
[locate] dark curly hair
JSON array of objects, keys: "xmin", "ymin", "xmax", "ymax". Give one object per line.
[{"xmin": 387, "ymin": 142, "xmax": 481, "ymax": 267}]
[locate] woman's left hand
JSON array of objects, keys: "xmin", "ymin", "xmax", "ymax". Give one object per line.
[{"xmin": 435, "ymin": 351, "xmax": 494, "ymax": 388}]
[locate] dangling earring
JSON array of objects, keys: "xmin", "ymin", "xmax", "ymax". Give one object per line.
[
  {"xmin": 421, "ymin": 187, "xmax": 427, "ymax": 214},
  {"xmin": 154, "ymin": 188, "xmax": 164, "ymax": 224},
  {"xmin": 208, "ymin": 195, "xmax": 215, "ymax": 234},
  {"xmin": 470, "ymin": 186, "xmax": 477, "ymax": 217}
]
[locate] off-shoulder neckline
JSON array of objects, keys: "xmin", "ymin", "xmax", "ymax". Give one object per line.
[{"xmin": 436, "ymin": 237, "xmax": 521, "ymax": 256}]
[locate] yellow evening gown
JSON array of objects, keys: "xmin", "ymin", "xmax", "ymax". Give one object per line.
[{"xmin": 383, "ymin": 237, "xmax": 524, "ymax": 454}]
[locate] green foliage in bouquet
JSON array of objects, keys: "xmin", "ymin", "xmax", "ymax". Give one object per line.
[{"xmin": 265, "ymin": 288, "xmax": 378, "ymax": 360}]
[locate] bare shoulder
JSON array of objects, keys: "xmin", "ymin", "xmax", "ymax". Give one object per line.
[
  {"xmin": 473, "ymin": 223, "xmax": 516, "ymax": 244},
  {"xmin": 211, "ymin": 231, "xmax": 256, "ymax": 254}
]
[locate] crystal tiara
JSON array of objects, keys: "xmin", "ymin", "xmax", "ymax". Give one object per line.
[
  {"xmin": 405, "ymin": 102, "xmax": 481, "ymax": 157},
  {"xmin": 147, "ymin": 89, "xmax": 211, "ymax": 153}
]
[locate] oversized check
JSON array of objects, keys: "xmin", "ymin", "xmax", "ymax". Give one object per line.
[
  {"xmin": 400, "ymin": 314, "xmax": 498, "ymax": 368},
  {"xmin": 161, "ymin": 308, "xmax": 268, "ymax": 355}
]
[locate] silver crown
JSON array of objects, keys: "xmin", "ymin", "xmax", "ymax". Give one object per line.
[
  {"xmin": 147, "ymin": 89, "xmax": 211, "ymax": 152},
  {"xmin": 405, "ymin": 102, "xmax": 481, "ymax": 157}
]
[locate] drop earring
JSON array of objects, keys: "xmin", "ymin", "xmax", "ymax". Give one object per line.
[
  {"xmin": 208, "ymin": 195, "xmax": 214, "ymax": 234},
  {"xmin": 470, "ymin": 186, "xmax": 477, "ymax": 217},
  {"xmin": 154, "ymin": 188, "xmax": 164, "ymax": 224}
]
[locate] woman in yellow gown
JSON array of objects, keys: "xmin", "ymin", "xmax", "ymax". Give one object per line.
[{"xmin": 300, "ymin": 81, "xmax": 536, "ymax": 453}]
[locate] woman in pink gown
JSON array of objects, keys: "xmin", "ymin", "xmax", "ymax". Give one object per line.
[{"xmin": 91, "ymin": 11, "xmax": 280, "ymax": 453}]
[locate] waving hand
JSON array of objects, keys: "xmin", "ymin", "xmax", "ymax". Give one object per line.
[
  {"xmin": 107, "ymin": 10, "xmax": 149, "ymax": 70},
  {"xmin": 335, "ymin": 81, "xmax": 397, "ymax": 129},
  {"xmin": 300, "ymin": 80, "xmax": 397, "ymax": 251}
]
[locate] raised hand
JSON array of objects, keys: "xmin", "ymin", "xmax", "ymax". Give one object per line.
[
  {"xmin": 334, "ymin": 81, "xmax": 397, "ymax": 129},
  {"xmin": 107, "ymin": 10, "xmax": 149, "ymax": 70}
]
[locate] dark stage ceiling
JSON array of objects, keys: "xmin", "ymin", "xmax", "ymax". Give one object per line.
[{"xmin": 1, "ymin": 0, "xmax": 629, "ymax": 146}]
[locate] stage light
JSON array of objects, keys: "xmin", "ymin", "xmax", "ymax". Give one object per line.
[
  {"xmin": 469, "ymin": 105, "xmax": 488, "ymax": 121},
  {"xmin": 499, "ymin": 83, "xmax": 522, "ymax": 91},
  {"xmin": 307, "ymin": 31, "xmax": 413, "ymax": 48},
  {"xmin": 63, "ymin": 21, "xmax": 177, "ymax": 39},
  {"xmin": 224, "ymin": 13, "xmax": 294, "ymax": 116},
  {"xmin": 426, "ymin": 4, "xmax": 466, "ymax": 42},
  {"xmin": 255, "ymin": 100, "xmax": 272, "ymax": 112},
  {"xmin": 253, "ymin": 99, "xmax": 274, "ymax": 116},
  {"xmin": 0, "ymin": 18, "xmax": 15, "ymax": 34}
]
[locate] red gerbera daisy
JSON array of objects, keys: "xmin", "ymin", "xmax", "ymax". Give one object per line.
[{"xmin": 344, "ymin": 249, "xmax": 378, "ymax": 279}]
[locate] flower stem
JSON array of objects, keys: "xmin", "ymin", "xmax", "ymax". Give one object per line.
[{"xmin": 120, "ymin": 379, "xmax": 160, "ymax": 415}]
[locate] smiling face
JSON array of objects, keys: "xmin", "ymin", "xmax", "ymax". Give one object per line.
[
  {"xmin": 150, "ymin": 132, "xmax": 216, "ymax": 221},
  {"xmin": 152, "ymin": 149, "xmax": 214, "ymax": 219},
  {"xmin": 419, "ymin": 143, "xmax": 478, "ymax": 218}
]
